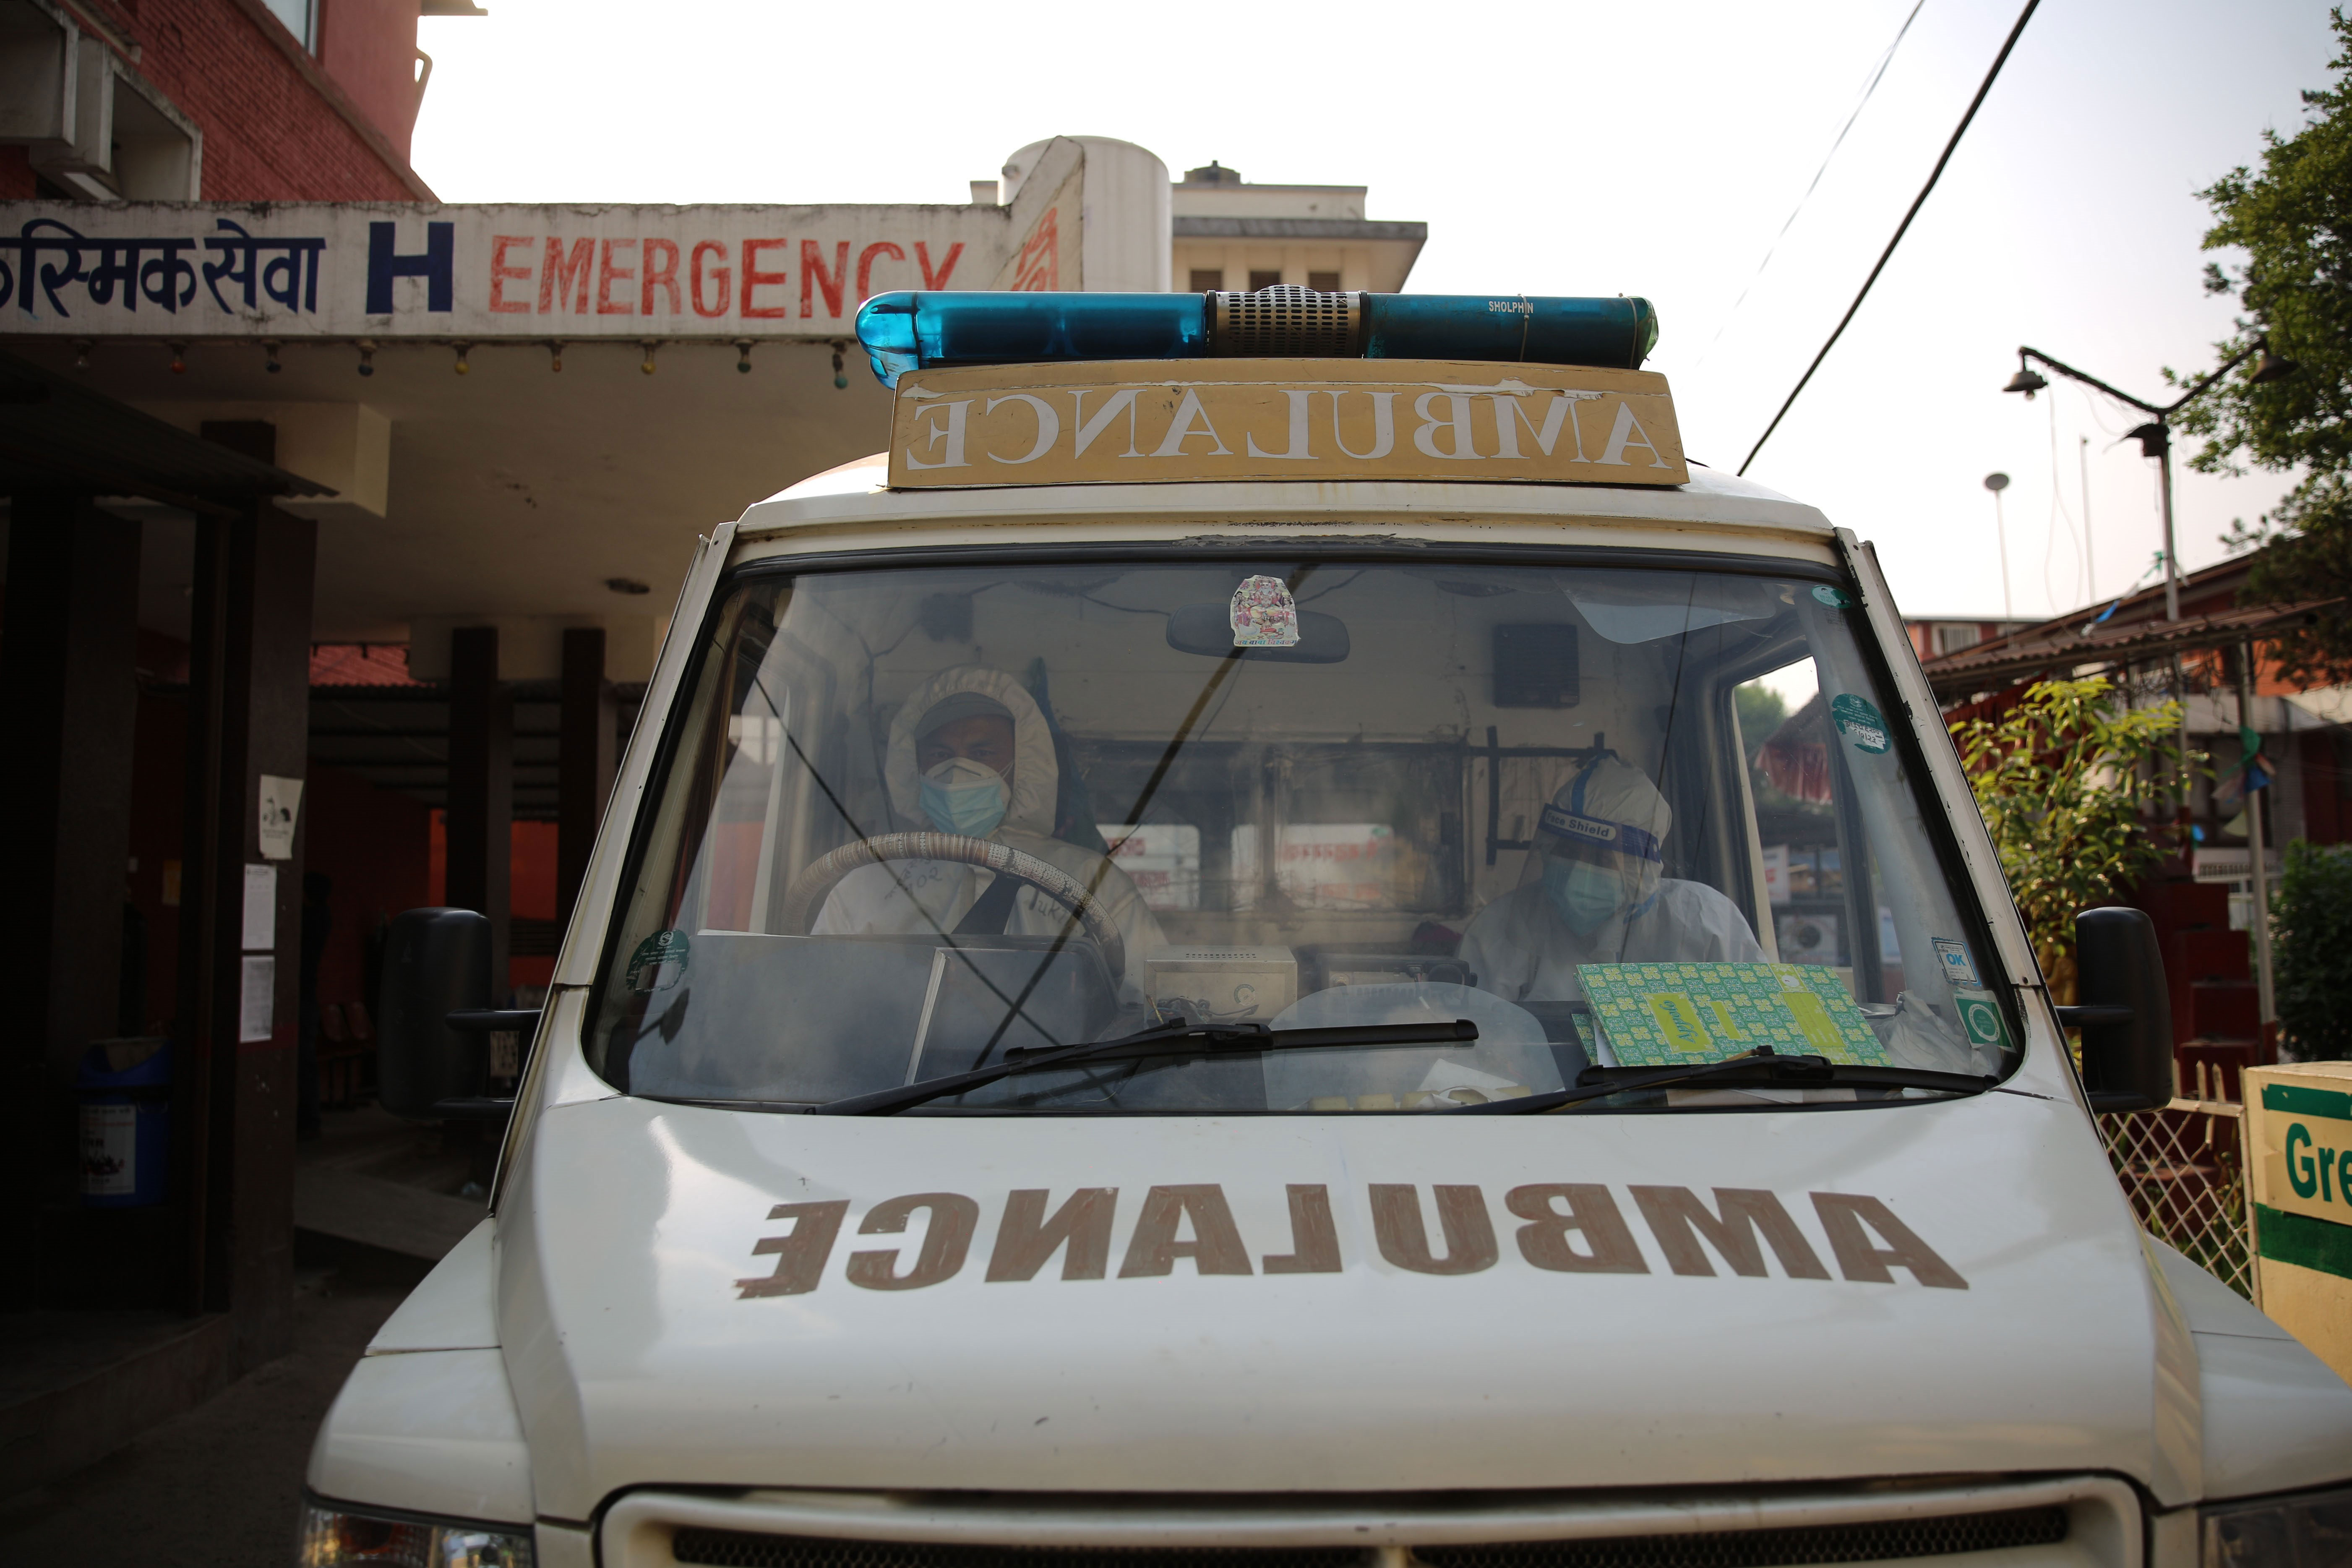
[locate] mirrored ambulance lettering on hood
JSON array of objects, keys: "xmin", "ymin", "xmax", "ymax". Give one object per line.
[{"xmin": 732, "ymin": 1181, "xmax": 1969, "ymax": 1297}]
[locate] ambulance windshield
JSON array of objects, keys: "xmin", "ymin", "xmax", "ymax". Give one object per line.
[{"xmin": 586, "ymin": 556, "xmax": 2016, "ymax": 1114}]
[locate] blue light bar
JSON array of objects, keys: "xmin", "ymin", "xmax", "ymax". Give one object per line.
[
  {"xmin": 857, "ymin": 294, "xmax": 1207, "ymax": 387},
  {"xmin": 1364, "ymin": 295, "xmax": 1658, "ymax": 368},
  {"xmin": 854, "ymin": 290, "xmax": 1658, "ymax": 387}
]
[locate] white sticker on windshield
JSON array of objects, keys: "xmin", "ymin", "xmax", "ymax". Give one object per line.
[
  {"xmin": 1230, "ymin": 576, "xmax": 1300, "ymax": 647},
  {"xmin": 1933, "ymin": 938, "xmax": 1978, "ymax": 989}
]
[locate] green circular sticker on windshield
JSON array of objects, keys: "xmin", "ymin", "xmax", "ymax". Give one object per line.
[
  {"xmin": 1830, "ymin": 694, "xmax": 1891, "ymax": 754},
  {"xmin": 626, "ymin": 928, "xmax": 690, "ymax": 992},
  {"xmin": 1811, "ymin": 585, "xmax": 1851, "ymax": 609}
]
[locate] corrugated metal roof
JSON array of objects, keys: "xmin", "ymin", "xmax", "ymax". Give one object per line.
[
  {"xmin": 1921, "ymin": 597, "xmax": 2342, "ymax": 696},
  {"xmin": 0, "ymin": 351, "xmax": 330, "ymax": 516}
]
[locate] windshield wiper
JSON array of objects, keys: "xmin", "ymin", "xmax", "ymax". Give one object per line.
[
  {"xmin": 814, "ymin": 1017, "xmax": 1480, "ymax": 1116},
  {"xmin": 1443, "ymin": 1045, "xmax": 1996, "ymax": 1114}
]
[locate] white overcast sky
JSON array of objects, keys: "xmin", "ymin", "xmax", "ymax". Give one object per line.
[{"xmin": 414, "ymin": 0, "xmax": 2336, "ymax": 622}]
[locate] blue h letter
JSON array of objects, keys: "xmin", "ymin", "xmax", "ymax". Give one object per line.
[{"xmin": 366, "ymin": 221, "xmax": 454, "ymax": 313}]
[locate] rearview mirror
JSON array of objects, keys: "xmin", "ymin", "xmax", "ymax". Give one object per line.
[
  {"xmin": 2072, "ymin": 906, "xmax": 2174, "ymax": 1113},
  {"xmin": 378, "ymin": 907, "xmax": 492, "ymax": 1119},
  {"xmin": 1166, "ymin": 604, "xmax": 1351, "ymax": 663}
]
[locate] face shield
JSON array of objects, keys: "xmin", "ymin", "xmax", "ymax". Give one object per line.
[{"xmin": 1515, "ymin": 753, "xmax": 1670, "ymax": 934}]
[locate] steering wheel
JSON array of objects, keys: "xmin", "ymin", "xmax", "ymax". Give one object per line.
[{"xmin": 777, "ymin": 832, "xmax": 1127, "ymax": 981}]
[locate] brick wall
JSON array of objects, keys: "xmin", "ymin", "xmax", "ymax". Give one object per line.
[
  {"xmin": 16, "ymin": 0, "xmax": 429, "ymax": 202},
  {"xmin": 0, "ymin": 148, "xmax": 36, "ymax": 200},
  {"xmin": 317, "ymin": 0, "xmax": 424, "ymax": 163}
]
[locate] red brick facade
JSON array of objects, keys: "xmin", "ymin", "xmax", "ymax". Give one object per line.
[{"xmin": 0, "ymin": 0, "xmax": 431, "ymax": 202}]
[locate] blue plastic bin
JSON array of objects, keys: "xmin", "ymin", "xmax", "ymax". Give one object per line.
[{"xmin": 78, "ymin": 1037, "xmax": 171, "ymax": 1208}]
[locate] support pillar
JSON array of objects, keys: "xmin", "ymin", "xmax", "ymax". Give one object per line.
[
  {"xmin": 558, "ymin": 627, "xmax": 617, "ymax": 929},
  {"xmin": 2, "ymin": 492, "xmax": 141, "ymax": 1309},
  {"xmin": 179, "ymin": 422, "xmax": 315, "ymax": 1368},
  {"xmin": 446, "ymin": 627, "xmax": 512, "ymax": 994}
]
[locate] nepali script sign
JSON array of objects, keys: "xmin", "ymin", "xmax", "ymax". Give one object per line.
[
  {"xmin": 0, "ymin": 202, "xmax": 1021, "ymax": 339},
  {"xmin": 886, "ymin": 360, "xmax": 1690, "ymax": 489}
]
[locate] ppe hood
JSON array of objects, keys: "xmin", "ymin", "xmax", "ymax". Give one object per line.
[{"xmin": 496, "ymin": 1091, "xmax": 2180, "ymax": 1520}]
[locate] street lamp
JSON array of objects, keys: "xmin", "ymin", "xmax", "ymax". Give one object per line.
[
  {"xmin": 2003, "ymin": 337, "xmax": 2300, "ymax": 994},
  {"xmin": 1983, "ymin": 472, "xmax": 2013, "ymax": 619},
  {"xmin": 2000, "ymin": 337, "xmax": 2293, "ymax": 622}
]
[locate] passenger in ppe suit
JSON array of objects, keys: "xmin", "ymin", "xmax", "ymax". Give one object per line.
[
  {"xmin": 814, "ymin": 666, "xmax": 1166, "ymax": 1006},
  {"xmin": 1458, "ymin": 752, "xmax": 1762, "ymax": 1006}
]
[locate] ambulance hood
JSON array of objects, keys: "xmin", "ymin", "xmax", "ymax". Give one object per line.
[{"xmin": 498, "ymin": 1091, "xmax": 2182, "ymax": 1519}]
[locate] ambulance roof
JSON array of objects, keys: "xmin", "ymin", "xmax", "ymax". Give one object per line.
[{"xmin": 738, "ymin": 452, "xmax": 1835, "ymax": 541}]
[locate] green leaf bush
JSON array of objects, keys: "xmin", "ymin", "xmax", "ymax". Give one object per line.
[{"xmin": 2275, "ymin": 840, "xmax": 2352, "ymax": 1060}]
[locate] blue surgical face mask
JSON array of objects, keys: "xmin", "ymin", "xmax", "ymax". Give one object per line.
[
  {"xmin": 918, "ymin": 755, "xmax": 1009, "ymax": 837},
  {"xmin": 1542, "ymin": 856, "xmax": 1624, "ymax": 934}
]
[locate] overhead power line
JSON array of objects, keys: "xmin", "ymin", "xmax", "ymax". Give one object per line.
[
  {"xmin": 1739, "ymin": 0, "xmax": 2042, "ymax": 475},
  {"xmin": 1695, "ymin": 0, "xmax": 1928, "ymax": 368}
]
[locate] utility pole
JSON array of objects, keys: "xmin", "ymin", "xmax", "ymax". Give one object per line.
[
  {"xmin": 1983, "ymin": 472, "xmax": 2013, "ymax": 620},
  {"xmin": 2005, "ymin": 339, "xmax": 2296, "ymax": 621},
  {"xmin": 2236, "ymin": 639, "xmax": 2277, "ymax": 1033},
  {"xmin": 2004, "ymin": 339, "xmax": 2299, "ymax": 811},
  {"xmin": 2079, "ymin": 435, "xmax": 2094, "ymax": 601}
]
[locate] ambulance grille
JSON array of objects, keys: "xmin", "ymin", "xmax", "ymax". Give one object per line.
[
  {"xmin": 1413, "ymin": 1504, "xmax": 2069, "ymax": 1565},
  {"xmin": 670, "ymin": 1543, "xmax": 1361, "ymax": 1568},
  {"xmin": 668, "ymin": 1506, "xmax": 2068, "ymax": 1568},
  {"xmin": 1208, "ymin": 286, "xmax": 1362, "ymax": 357}
]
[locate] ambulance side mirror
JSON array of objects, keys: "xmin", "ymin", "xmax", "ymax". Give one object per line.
[
  {"xmin": 2066, "ymin": 906, "xmax": 2175, "ymax": 1114},
  {"xmin": 377, "ymin": 907, "xmax": 492, "ymax": 1119}
]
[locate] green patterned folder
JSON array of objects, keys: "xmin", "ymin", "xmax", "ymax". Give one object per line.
[{"xmin": 1576, "ymin": 962, "xmax": 1889, "ymax": 1067}]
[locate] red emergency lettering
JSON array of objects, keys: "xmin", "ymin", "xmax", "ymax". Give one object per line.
[
  {"xmin": 916, "ymin": 240, "xmax": 964, "ymax": 289},
  {"xmin": 641, "ymin": 238, "xmax": 681, "ymax": 316},
  {"xmin": 690, "ymin": 241, "xmax": 730, "ymax": 318},
  {"xmin": 856, "ymin": 241, "xmax": 905, "ymax": 300},
  {"xmin": 802, "ymin": 240, "xmax": 850, "ymax": 318},
  {"xmin": 596, "ymin": 238, "xmax": 636, "ymax": 315},
  {"xmin": 742, "ymin": 239, "xmax": 789, "ymax": 319},
  {"xmin": 489, "ymin": 235, "xmax": 533, "ymax": 313},
  {"xmin": 540, "ymin": 237, "xmax": 592, "ymax": 314}
]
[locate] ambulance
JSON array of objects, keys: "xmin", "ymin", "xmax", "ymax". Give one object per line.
[{"xmin": 303, "ymin": 288, "xmax": 2352, "ymax": 1568}]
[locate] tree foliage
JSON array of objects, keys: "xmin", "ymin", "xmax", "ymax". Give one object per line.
[
  {"xmin": 1950, "ymin": 678, "xmax": 2186, "ymax": 998},
  {"xmin": 2174, "ymin": 8, "xmax": 2352, "ymax": 683},
  {"xmin": 2274, "ymin": 840, "xmax": 2352, "ymax": 1061}
]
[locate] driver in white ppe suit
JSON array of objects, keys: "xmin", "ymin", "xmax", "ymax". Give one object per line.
[
  {"xmin": 1458, "ymin": 752, "xmax": 1763, "ymax": 1005},
  {"xmin": 814, "ymin": 666, "xmax": 1166, "ymax": 1005}
]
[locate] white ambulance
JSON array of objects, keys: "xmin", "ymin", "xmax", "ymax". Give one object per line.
[{"xmin": 307, "ymin": 289, "xmax": 2352, "ymax": 1568}]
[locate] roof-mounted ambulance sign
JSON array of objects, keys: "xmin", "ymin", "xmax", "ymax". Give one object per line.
[{"xmin": 885, "ymin": 358, "xmax": 1688, "ymax": 490}]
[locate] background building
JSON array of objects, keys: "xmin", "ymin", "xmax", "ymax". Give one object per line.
[
  {"xmin": 0, "ymin": 0, "xmax": 1427, "ymax": 1484},
  {"xmin": 1171, "ymin": 161, "xmax": 1423, "ymax": 295}
]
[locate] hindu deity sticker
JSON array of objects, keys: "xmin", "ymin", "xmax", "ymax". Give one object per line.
[
  {"xmin": 1830, "ymin": 694, "xmax": 1891, "ymax": 754},
  {"xmin": 1230, "ymin": 576, "xmax": 1301, "ymax": 648}
]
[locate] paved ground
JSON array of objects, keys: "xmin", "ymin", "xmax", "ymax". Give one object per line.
[{"xmin": 0, "ymin": 1234, "xmax": 430, "ymax": 1568}]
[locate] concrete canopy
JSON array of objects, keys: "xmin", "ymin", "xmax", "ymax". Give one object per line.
[
  {"xmin": 0, "ymin": 136, "xmax": 1174, "ymax": 675},
  {"xmin": 6, "ymin": 332, "xmax": 887, "ymax": 673}
]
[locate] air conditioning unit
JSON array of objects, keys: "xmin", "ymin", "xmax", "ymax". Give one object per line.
[{"xmin": 0, "ymin": 0, "xmax": 201, "ymax": 200}]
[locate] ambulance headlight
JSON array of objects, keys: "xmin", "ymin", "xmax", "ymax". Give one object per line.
[
  {"xmin": 2200, "ymin": 1485, "xmax": 2352, "ymax": 1564},
  {"xmin": 299, "ymin": 1499, "xmax": 533, "ymax": 1568}
]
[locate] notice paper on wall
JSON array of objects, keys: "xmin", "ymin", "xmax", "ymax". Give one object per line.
[
  {"xmin": 239, "ymin": 955, "xmax": 276, "ymax": 1043},
  {"xmin": 258, "ymin": 775, "xmax": 304, "ymax": 861},
  {"xmin": 242, "ymin": 864, "xmax": 276, "ymax": 951},
  {"xmin": 1576, "ymin": 961, "xmax": 1889, "ymax": 1068}
]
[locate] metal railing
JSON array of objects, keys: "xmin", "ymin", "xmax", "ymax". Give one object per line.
[{"xmin": 2099, "ymin": 1061, "xmax": 2258, "ymax": 1303}]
